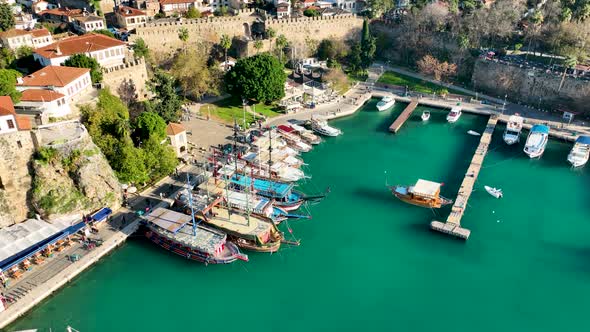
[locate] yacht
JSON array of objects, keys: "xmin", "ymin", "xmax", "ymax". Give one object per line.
[
  {"xmin": 523, "ymin": 124, "xmax": 549, "ymax": 158},
  {"xmin": 421, "ymin": 111, "xmax": 430, "ymax": 121},
  {"xmin": 376, "ymin": 96, "xmax": 395, "ymax": 111},
  {"xmin": 311, "ymin": 118, "xmax": 342, "ymax": 137},
  {"xmin": 289, "ymin": 123, "xmax": 322, "ymax": 145},
  {"xmin": 446, "ymin": 106, "xmax": 462, "ymax": 123},
  {"xmin": 503, "ymin": 114, "xmax": 524, "ymax": 145},
  {"xmin": 567, "ymin": 135, "xmax": 590, "ymax": 168}
]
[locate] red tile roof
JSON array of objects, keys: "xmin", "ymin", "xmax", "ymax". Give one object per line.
[
  {"xmin": 20, "ymin": 89, "xmax": 65, "ymax": 102},
  {"xmin": 116, "ymin": 5, "xmax": 146, "ymax": 17},
  {"xmin": 0, "ymin": 29, "xmax": 31, "ymax": 39},
  {"xmin": 166, "ymin": 122, "xmax": 185, "ymax": 135},
  {"xmin": 19, "ymin": 66, "xmax": 90, "ymax": 88},
  {"xmin": 35, "ymin": 33, "xmax": 126, "ymax": 59},
  {"xmin": 38, "ymin": 7, "xmax": 83, "ymax": 17},
  {"xmin": 160, "ymin": 0, "xmax": 197, "ymax": 5},
  {"xmin": 16, "ymin": 115, "xmax": 32, "ymax": 131},
  {"xmin": 30, "ymin": 28, "xmax": 51, "ymax": 38},
  {"xmin": 0, "ymin": 96, "xmax": 15, "ymax": 116}
]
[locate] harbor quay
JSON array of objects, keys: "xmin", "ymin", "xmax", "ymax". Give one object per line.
[{"xmin": 0, "ymin": 166, "xmax": 203, "ymax": 329}]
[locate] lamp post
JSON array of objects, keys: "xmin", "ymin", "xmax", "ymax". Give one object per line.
[
  {"xmin": 502, "ymin": 94, "xmax": 507, "ymax": 115},
  {"xmin": 242, "ymin": 97, "xmax": 247, "ymax": 130}
]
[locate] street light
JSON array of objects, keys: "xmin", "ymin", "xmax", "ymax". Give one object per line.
[
  {"xmin": 502, "ymin": 94, "xmax": 507, "ymax": 114},
  {"xmin": 241, "ymin": 97, "xmax": 247, "ymax": 130}
]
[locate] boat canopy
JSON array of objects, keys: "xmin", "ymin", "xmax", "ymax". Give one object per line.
[
  {"xmin": 231, "ymin": 175, "xmax": 292, "ymax": 198},
  {"xmin": 530, "ymin": 124, "xmax": 549, "ymax": 134},
  {"xmin": 508, "ymin": 115, "xmax": 524, "ymax": 124},
  {"xmin": 145, "ymin": 207, "xmax": 192, "ymax": 233},
  {"xmin": 278, "ymin": 125, "xmax": 295, "ymax": 133},
  {"xmin": 409, "ymin": 179, "xmax": 441, "ymax": 198},
  {"xmin": 575, "ymin": 136, "xmax": 590, "ymax": 145}
]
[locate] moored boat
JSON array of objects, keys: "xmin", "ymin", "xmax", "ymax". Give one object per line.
[
  {"xmin": 484, "ymin": 186, "xmax": 503, "ymax": 199},
  {"xmin": 421, "ymin": 111, "xmax": 430, "ymax": 121},
  {"xmin": 390, "ymin": 179, "xmax": 452, "ymax": 208},
  {"xmin": 376, "ymin": 96, "xmax": 395, "ymax": 111},
  {"xmin": 503, "ymin": 114, "xmax": 524, "ymax": 145},
  {"xmin": 523, "ymin": 124, "xmax": 549, "ymax": 158},
  {"xmin": 567, "ymin": 135, "xmax": 590, "ymax": 167},
  {"xmin": 143, "ymin": 207, "xmax": 248, "ymax": 264},
  {"xmin": 311, "ymin": 118, "xmax": 342, "ymax": 137},
  {"xmin": 276, "ymin": 126, "xmax": 312, "ymax": 152},
  {"xmin": 446, "ymin": 106, "xmax": 462, "ymax": 123},
  {"xmin": 290, "ymin": 123, "xmax": 322, "ymax": 145},
  {"xmin": 228, "ymin": 174, "xmax": 307, "ymax": 211}
]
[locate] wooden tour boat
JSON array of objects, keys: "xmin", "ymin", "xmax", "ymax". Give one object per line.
[{"xmin": 390, "ymin": 179, "xmax": 452, "ymax": 208}]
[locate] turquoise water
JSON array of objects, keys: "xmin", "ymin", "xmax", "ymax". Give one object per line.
[{"xmin": 8, "ymin": 99, "xmax": 590, "ymax": 331}]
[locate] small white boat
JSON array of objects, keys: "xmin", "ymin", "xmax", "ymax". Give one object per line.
[
  {"xmin": 290, "ymin": 123, "xmax": 322, "ymax": 145},
  {"xmin": 446, "ymin": 106, "xmax": 462, "ymax": 123},
  {"xmin": 376, "ymin": 96, "xmax": 395, "ymax": 112},
  {"xmin": 523, "ymin": 124, "xmax": 549, "ymax": 158},
  {"xmin": 311, "ymin": 119, "xmax": 342, "ymax": 137},
  {"xmin": 421, "ymin": 111, "xmax": 430, "ymax": 121},
  {"xmin": 503, "ymin": 114, "xmax": 524, "ymax": 145},
  {"xmin": 467, "ymin": 130, "xmax": 481, "ymax": 136},
  {"xmin": 567, "ymin": 135, "xmax": 590, "ymax": 168},
  {"xmin": 484, "ymin": 186, "xmax": 503, "ymax": 199}
]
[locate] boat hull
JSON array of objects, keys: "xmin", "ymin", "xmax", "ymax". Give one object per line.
[
  {"xmin": 390, "ymin": 186, "xmax": 451, "ymax": 209},
  {"xmin": 421, "ymin": 113, "xmax": 430, "ymax": 121},
  {"xmin": 232, "ymin": 237, "xmax": 281, "ymax": 253},
  {"xmin": 376, "ymin": 100, "xmax": 395, "ymax": 112},
  {"xmin": 503, "ymin": 135, "xmax": 519, "ymax": 145},
  {"xmin": 145, "ymin": 231, "xmax": 246, "ymax": 264}
]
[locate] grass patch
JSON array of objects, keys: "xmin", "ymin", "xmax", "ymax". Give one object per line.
[
  {"xmin": 378, "ymin": 71, "xmax": 467, "ymax": 96},
  {"xmin": 200, "ymin": 97, "xmax": 282, "ymax": 127}
]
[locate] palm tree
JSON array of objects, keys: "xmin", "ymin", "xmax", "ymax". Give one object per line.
[
  {"xmin": 253, "ymin": 40, "xmax": 263, "ymax": 54},
  {"xmin": 558, "ymin": 56, "xmax": 578, "ymax": 93},
  {"xmin": 220, "ymin": 34, "xmax": 232, "ymax": 71},
  {"xmin": 266, "ymin": 27, "xmax": 276, "ymax": 53},
  {"xmin": 275, "ymin": 34, "xmax": 288, "ymax": 62},
  {"xmin": 178, "ymin": 28, "xmax": 189, "ymax": 50}
]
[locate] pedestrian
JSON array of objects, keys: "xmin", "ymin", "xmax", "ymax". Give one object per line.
[{"xmin": 159, "ymin": 192, "xmax": 163, "ymax": 199}]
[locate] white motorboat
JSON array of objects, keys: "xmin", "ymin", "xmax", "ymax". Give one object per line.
[
  {"xmin": 290, "ymin": 123, "xmax": 322, "ymax": 145},
  {"xmin": 484, "ymin": 186, "xmax": 503, "ymax": 199},
  {"xmin": 376, "ymin": 96, "xmax": 395, "ymax": 111},
  {"xmin": 446, "ymin": 106, "xmax": 462, "ymax": 123},
  {"xmin": 271, "ymin": 162, "xmax": 308, "ymax": 182},
  {"xmin": 567, "ymin": 135, "xmax": 590, "ymax": 168},
  {"xmin": 467, "ymin": 130, "xmax": 481, "ymax": 136},
  {"xmin": 503, "ymin": 114, "xmax": 524, "ymax": 145},
  {"xmin": 421, "ymin": 111, "xmax": 430, "ymax": 121},
  {"xmin": 523, "ymin": 124, "xmax": 549, "ymax": 158},
  {"xmin": 311, "ymin": 119, "xmax": 342, "ymax": 137}
]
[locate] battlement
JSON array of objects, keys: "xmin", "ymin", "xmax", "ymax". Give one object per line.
[{"xmin": 102, "ymin": 58, "xmax": 146, "ymax": 74}]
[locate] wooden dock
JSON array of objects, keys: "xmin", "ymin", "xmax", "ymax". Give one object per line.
[
  {"xmin": 389, "ymin": 99, "xmax": 419, "ymax": 133},
  {"xmin": 430, "ymin": 115, "xmax": 499, "ymax": 240}
]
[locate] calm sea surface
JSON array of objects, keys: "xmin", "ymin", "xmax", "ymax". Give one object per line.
[{"xmin": 8, "ymin": 99, "xmax": 590, "ymax": 332}]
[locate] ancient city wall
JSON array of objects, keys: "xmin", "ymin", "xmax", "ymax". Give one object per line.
[
  {"xmin": 102, "ymin": 58, "xmax": 149, "ymax": 102},
  {"xmin": 130, "ymin": 12, "xmax": 363, "ymax": 54},
  {"xmin": 472, "ymin": 59, "xmax": 590, "ymax": 113}
]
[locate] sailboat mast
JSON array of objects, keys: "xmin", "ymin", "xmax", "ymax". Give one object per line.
[
  {"xmin": 186, "ymin": 173, "xmax": 197, "ymax": 236},
  {"xmin": 268, "ymin": 127, "xmax": 273, "ymax": 176}
]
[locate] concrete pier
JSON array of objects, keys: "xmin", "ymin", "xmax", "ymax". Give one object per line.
[
  {"xmin": 389, "ymin": 99, "xmax": 419, "ymax": 133},
  {"xmin": 430, "ymin": 115, "xmax": 499, "ymax": 240}
]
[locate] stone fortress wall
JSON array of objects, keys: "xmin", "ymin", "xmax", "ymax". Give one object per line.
[
  {"xmin": 102, "ymin": 58, "xmax": 150, "ymax": 101},
  {"xmin": 129, "ymin": 9, "xmax": 364, "ymax": 54}
]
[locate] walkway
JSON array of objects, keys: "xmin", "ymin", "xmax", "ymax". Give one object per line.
[
  {"xmin": 389, "ymin": 99, "xmax": 418, "ymax": 133},
  {"xmin": 430, "ymin": 115, "xmax": 499, "ymax": 239}
]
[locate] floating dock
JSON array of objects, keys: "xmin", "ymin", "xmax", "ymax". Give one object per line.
[
  {"xmin": 389, "ymin": 99, "xmax": 419, "ymax": 133},
  {"xmin": 431, "ymin": 115, "xmax": 499, "ymax": 239}
]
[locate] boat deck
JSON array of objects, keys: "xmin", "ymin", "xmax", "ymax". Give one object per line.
[
  {"xmin": 204, "ymin": 206, "xmax": 271, "ymax": 237},
  {"xmin": 430, "ymin": 115, "xmax": 499, "ymax": 240},
  {"xmin": 389, "ymin": 99, "xmax": 419, "ymax": 133}
]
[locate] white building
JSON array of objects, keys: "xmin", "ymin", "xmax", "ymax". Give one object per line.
[
  {"xmin": 0, "ymin": 96, "xmax": 30, "ymax": 135},
  {"xmin": 15, "ymin": 89, "xmax": 71, "ymax": 122},
  {"xmin": 0, "ymin": 29, "xmax": 33, "ymax": 51},
  {"xmin": 276, "ymin": 1, "xmax": 290, "ymax": 18},
  {"xmin": 30, "ymin": 28, "xmax": 53, "ymax": 48},
  {"xmin": 34, "ymin": 33, "xmax": 127, "ymax": 69},
  {"xmin": 16, "ymin": 66, "xmax": 92, "ymax": 102},
  {"xmin": 166, "ymin": 122, "xmax": 188, "ymax": 158},
  {"xmin": 72, "ymin": 14, "xmax": 106, "ymax": 34},
  {"xmin": 159, "ymin": 0, "xmax": 210, "ymax": 16},
  {"xmin": 14, "ymin": 13, "xmax": 37, "ymax": 30},
  {"xmin": 114, "ymin": 6, "xmax": 148, "ymax": 29}
]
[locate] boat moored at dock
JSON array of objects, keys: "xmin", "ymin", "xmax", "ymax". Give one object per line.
[
  {"xmin": 503, "ymin": 114, "xmax": 524, "ymax": 145},
  {"xmin": 290, "ymin": 123, "xmax": 322, "ymax": 145},
  {"xmin": 143, "ymin": 207, "xmax": 248, "ymax": 264},
  {"xmin": 390, "ymin": 179, "xmax": 452, "ymax": 208},
  {"xmin": 376, "ymin": 96, "xmax": 395, "ymax": 111},
  {"xmin": 311, "ymin": 118, "xmax": 342, "ymax": 137},
  {"xmin": 228, "ymin": 174, "xmax": 308, "ymax": 211},
  {"xmin": 446, "ymin": 106, "xmax": 462, "ymax": 123},
  {"xmin": 523, "ymin": 124, "xmax": 549, "ymax": 158},
  {"xmin": 567, "ymin": 135, "xmax": 590, "ymax": 167}
]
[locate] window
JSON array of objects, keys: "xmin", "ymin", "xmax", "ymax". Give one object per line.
[
  {"xmin": 110, "ymin": 49, "xmax": 115, "ymax": 57},
  {"xmin": 7, "ymin": 119, "xmax": 15, "ymax": 129},
  {"xmin": 17, "ymin": 140, "xmax": 22, "ymax": 148}
]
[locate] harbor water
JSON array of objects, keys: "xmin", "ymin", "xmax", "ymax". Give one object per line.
[{"xmin": 8, "ymin": 99, "xmax": 590, "ymax": 331}]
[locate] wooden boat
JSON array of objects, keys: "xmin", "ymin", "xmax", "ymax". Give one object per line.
[{"xmin": 390, "ymin": 179, "xmax": 452, "ymax": 208}]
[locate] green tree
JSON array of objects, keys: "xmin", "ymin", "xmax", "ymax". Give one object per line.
[
  {"xmin": 0, "ymin": 3, "xmax": 14, "ymax": 32},
  {"xmin": 64, "ymin": 54, "xmax": 103, "ymax": 84},
  {"xmin": 266, "ymin": 27, "xmax": 276, "ymax": 52},
  {"xmin": 178, "ymin": 28, "xmax": 189, "ymax": 45},
  {"xmin": 225, "ymin": 53, "xmax": 287, "ymax": 103},
  {"xmin": 0, "ymin": 69, "xmax": 21, "ymax": 103},
  {"xmin": 185, "ymin": 7, "xmax": 201, "ymax": 18},
  {"xmin": 220, "ymin": 34, "xmax": 232, "ymax": 70},
  {"xmin": 275, "ymin": 34, "xmax": 288, "ymax": 62},
  {"xmin": 317, "ymin": 39, "xmax": 346, "ymax": 61},
  {"xmin": 111, "ymin": 142, "xmax": 149, "ymax": 184},
  {"xmin": 0, "ymin": 48, "xmax": 14, "ymax": 69},
  {"xmin": 132, "ymin": 38, "xmax": 150, "ymax": 59},
  {"xmin": 171, "ymin": 46, "xmax": 221, "ymax": 100},
  {"xmin": 133, "ymin": 111, "xmax": 167, "ymax": 142},
  {"xmin": 147, "ymin": 70, "xmax": 183, "ymax": 123},
  {"xmin": 94, "ymin": 29, "xmax": 115, "ymax": 38},
  {"xmin": 15, "ymin": 46, "xmax": 34, "ymax": 59},
  {"xmin": 365, "ymin": 0, "xmax": 394, "ymax": 18},
  {"xmin": 214, "ymin": 6, "xmax": 229, "ymax": 16},
  {"xmin": 558, "ymin": 55, "xmax": 578, "ymax": 93},
  {"xmin": 142, "ymin": 136, "xmax": 178, "ymax": 180},
  {"xmin": 360, "ymin": 20, "xmax": 376, "ymax": 68},
  {"xmin": 253, "ymin": 40, "xmax": 264, "ymax": 54},
  {"xmin": 303, "ymin": 8, "xmax": 320, "ymax": 17},
  {"xmin": 347, "ymin": 44, "xmax": 362, "ymax": 73}
]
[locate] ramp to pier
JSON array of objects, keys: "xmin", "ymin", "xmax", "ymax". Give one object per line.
[
  {"xmin": 389, "ymin": 99, "xmax": 419, "ymax": 133},
  {"xmin": 430, "ymin": 115, "xmax": 498, "ymax": 240}
]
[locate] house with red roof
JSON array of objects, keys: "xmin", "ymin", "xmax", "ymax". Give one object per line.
[
  {"xmin": 15, "ymin": 89, "xmax": 71, "ymax": 123},
  {"xmin": 16, "ymin": 66, "xmax": 92, "ymax": 102},
  {"xmin": 0, "ymin": 97, "xmax": 31, "ymax": 135},
  {"xmin": 159, "ymin": 0, "xmax": 209, "ymax": 17},
  {"xmin": 166, "ymin": 122, "xmax": 188, "ymax": 157},
  {"xmin": 0, "ymin": 28, "xmax": 53, "ymax": 51},
  {"xmin": 115, "ymin": 6, "xmax": 148, "ymax": 30},
  {"xmin": 34, "ymin": 33, "xmax": 127, "ymax": 69}
]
